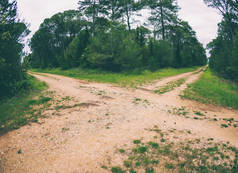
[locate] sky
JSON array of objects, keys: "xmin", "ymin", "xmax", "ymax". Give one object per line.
[{"xmin": 18, "ymin": 0, "xmax": 222, "ymax": 52}]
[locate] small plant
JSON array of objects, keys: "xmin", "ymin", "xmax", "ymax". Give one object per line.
[
  {"xmin": 194, "ymin": 111, "xmax": 205, "ymax": 116},
  {"xmin": 165, "ymin": 162, "xmax": 174, "ymax": 169},
  {"xmin": 111, "ymin": 167, "xmax": 124, "ymax": 173},
  {"xmin": 101, "ymin": 165, "xmax": 107, "ymax": 169},
  {"xmin": 221, "ymin": 124, "xmax": 229, "ymax": 128},
  {"xmin": 98, "ymin": 90, "xmax": 106, "ymax": 96},
  {"xmin": 148, "ymin": 141, "xmax": 159, "ymax": 149},
  {"xmin": 145, "ymin": 167, "xmax": 154, "ymax": 173},
  {"xmin": 133, "ymin": 146, "xmax": 148, "ymax": 153},
  {"xmin": 133, "ymin": 140, "xmax": 141, "ymax": 144},
  {"xmin": 123, "ymin": 161, "xmax": 132, "ymax": 168},
  {"xmin": 119, "ymin": 149, "xmax": 125, "ymax": 153},
  {"xmin": 17, "ymin": 149, "xmax": 22, "ymax": 154},
  {"xmin": 62, "ymin": 127, "xmax": 70, "ymax": 132}
]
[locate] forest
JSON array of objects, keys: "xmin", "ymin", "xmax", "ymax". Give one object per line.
[
  {"xmin": 205, "ymin": 0, "xmax": 238, "ymax": 82},
  {"xmin": 26, "ymin": 0, "xmax": 207, "ymax": 72},
  {"xmin": 1, "ymin": 0, "xmax": 238, "ymax": 99}
]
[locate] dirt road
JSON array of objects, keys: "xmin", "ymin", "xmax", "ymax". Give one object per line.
[{"xmin": 0, "ymin": 68, "xmax": 238, "ymax": 173}]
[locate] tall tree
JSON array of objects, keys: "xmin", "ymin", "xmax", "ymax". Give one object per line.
[
  {"xmin": 0, "ymin": 0, "xmax": 29, "ymax": 98},
  {"xmin": 148, "ymin": 0, "xmax": 179, "ymax": 40}
]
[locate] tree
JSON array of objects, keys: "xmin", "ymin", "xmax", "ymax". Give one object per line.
[
  {"xmin": 205, "ymin": 0, "xmax": 238, "ymax": 82},
  {"xmin": 148, "ymin": 0, "xmax": 179, "ymax": 40},
  {"xmin": 30, "ymin": 10, "xmax": 85, "ymax": 68},
  {"xmin": 0, "ymin": 0, "xmax": 29, "ymax": 99}
]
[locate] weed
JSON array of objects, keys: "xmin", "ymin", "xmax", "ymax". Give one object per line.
[
  {"xmin": 221, "ymin": 124, "xmax": 229, "ymax": 128},
  {"xmin": 111, "ymin": 167, "xmax": 124, "ymax": 173},
  {"xmin": 133, "ymin": 140, "xmax": 141, "ymax": 144},
  {"xmin": 165, "ymin": 162, "xmax": 174, "ymax": 169},
  {"xmin": 101, "ymin": 165, "xmax": 108, "ymax": 169},
  {"xmin": 119, "ymin": 149, "xmax": 125, "ymax": 153},
  {"xmin": 194, "ymin": 111, "xmax": 205, "ymax": 116},
  {"xmin": 17, "ymin": 149, "xmax": 22, "ymax": 154}
]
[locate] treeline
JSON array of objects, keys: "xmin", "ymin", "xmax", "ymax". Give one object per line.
[
  {"xmin": 205, "ymin": 0, "xmax": 238, "ymax": 82},
  {"xmin": 0, "ymin": 0, "xmax": 29, "ymax": 99},
  {"xmin": 27, "ymin": 0, "xmax": 207, "ymax": 72}
]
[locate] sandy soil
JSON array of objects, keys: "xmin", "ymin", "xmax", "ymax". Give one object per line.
[{"xmin": 0, "ymin": 68, "xmax": 238, "ymax": 173}]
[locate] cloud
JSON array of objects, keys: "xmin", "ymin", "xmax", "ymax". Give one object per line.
[{"xmin": 177, "ymin": 0, "xmax": 222, "ymax": 46}]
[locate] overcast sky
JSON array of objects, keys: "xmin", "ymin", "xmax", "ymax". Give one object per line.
[{"xmin": 18, "ymin": 0, "xmax": 222, "ymax": 51}]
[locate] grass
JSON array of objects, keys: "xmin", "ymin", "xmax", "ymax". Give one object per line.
[
  {"xmin": 31, "ymin": 67, "xmax": 198, "ymax": 87},
  {"xmin": 154, "ymin": 78, "xmax": 186, "ymax": 94},
  {"xmin": 182, "ymin": 68, "xmax": 238, "ymax": 109},
  {"xmin": 107, "ymin": 127, "xmax": 238, "ymax": 173},
  {"xmin": 0, "ymin": 75, "xmax": 49, "ymax": 134}
]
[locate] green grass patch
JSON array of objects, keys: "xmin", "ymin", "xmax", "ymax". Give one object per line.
[
  {"xmin": 0, "ymin": 75, "xmax": 49, "ymax": 134},
  {"xmin": 107, "ymin": 128, "xmax": 238, "ymax": 173},
  {"xmin": 31, "ymin": 67, "xmax": 198, "ymax": 87},
  {"xmin": 182, "ymin": 69, "xmax": 238, "ymax": 109},
  {"xmin": 154, "ymin": 78, "xmax": 186, "ymax": 94}
]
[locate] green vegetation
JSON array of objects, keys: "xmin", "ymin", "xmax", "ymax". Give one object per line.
[
  {"xmin": 182, "ymin": 69, "xmax": 238, "ymax": 109},
  {"xmin": 0, "ymin": 75, "xmax": 49, "ymax": 134},
  {"xmin": 31, "ymin": 67, "xmax": 197, "ymax": 87},
  {"xmin": 154, "ymin": 78, "xmax": 186, "ymax": 94},
  {"xmin": 26, "ymin": 0, "xmax": 207, "ymax": 73},
  {"xmin": 0, "ymin": 0, "xmax": 29, "ymax": 99},
  {"xmin": 107, "ymin": 127, "xmax": 238, "ymax": 173},
  {"xmin": 205, "ymin": 0, "xmax": 238, "ymax": 82}
]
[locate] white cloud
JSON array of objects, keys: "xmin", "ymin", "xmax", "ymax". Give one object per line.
[{"xmin": 177, "ymin": 0, "xmax": 222, "ymax": 46}]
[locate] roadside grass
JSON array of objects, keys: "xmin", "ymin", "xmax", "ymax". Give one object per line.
[
  {"xmin": 0, "ymin": 75, "xmax": 49, "ymax": 134},
  {"xmin": 31, "ymin": 67, "xmax": 198, "ymax": 87},
  {"xmin": 154, "ymin": 78, "xmax": 186, "ymax": 94},
  {"xmin": 181, "ymin": 69, "xmax": 238, "ymax": 109},
  {"xmin": 106, "ymin": 127, "xmax": 238, "ymax": 173}
]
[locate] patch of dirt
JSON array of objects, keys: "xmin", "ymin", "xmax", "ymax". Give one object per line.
[{"xmin": 0, "ymin": 67, "xmax": 238, "ymax": 173}]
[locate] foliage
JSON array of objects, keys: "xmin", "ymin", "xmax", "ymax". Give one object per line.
[
  {"xmin": 205, "ymin": 0, "xmax": 238, "ymax": 82},
  {"xmin": 0, "ymin": 0, "xmax": 29, "ymax": 99},
  {"xmin": 28, "ymin": 0, "xmax": 207, "ymax": 72}
]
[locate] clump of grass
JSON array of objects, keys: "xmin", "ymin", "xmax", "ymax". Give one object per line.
[
  {"xmin": 133, "ymin": 140, "xmax": 141, "ymax": 144},
  {"xmin": 119, "ymin": 149, "xmax": 125, "ymax": 153},
  {"xmin": 154, "ymin": 78, "xmax": 186, "ymax": 94},
  {"xmin": 182, "ymin": 68, "xmax": 238, "ymax": 109},
  {"xmin": 31, "ymin": 67, "xmax": 198, "ymax": 88},
  {"xmin": 221, "ymin": 124, "xmax": 229, "ymax": 128},
  {"xmin": 111, "ymin": 167, "xmax": 124, "ymax": 173}
]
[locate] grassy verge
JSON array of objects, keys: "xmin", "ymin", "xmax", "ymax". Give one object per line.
[
  {"xmin": 0, "ymin": 75, "xmax": 50, "ymax": 134},
  {"xmin": 31, "ymin": 67, "xmax": 198, "ymax": 87},
  {"xmin": 103, "ymin": 127, "xmax": 238, "ymax": 173},
  {"xmin": 182, "ymin": 69, "xmax": 238, "ymax": 109}
]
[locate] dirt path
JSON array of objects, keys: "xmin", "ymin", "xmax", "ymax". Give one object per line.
[{"xmin": 0, "ymin": 68, "xmax": 238, "ymax": 173}]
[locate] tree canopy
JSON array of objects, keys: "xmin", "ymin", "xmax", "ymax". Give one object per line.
[
  {"xmin": 205, "ymin": 0, "xmax": 238, "ymax": 82},
  {"xmin": 29, "ymin": 0, "xmax": 207, "ymax": 72},
  {"xmin": 0, "ymin": 0, "xmax": 29, "ymax": 99}
]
